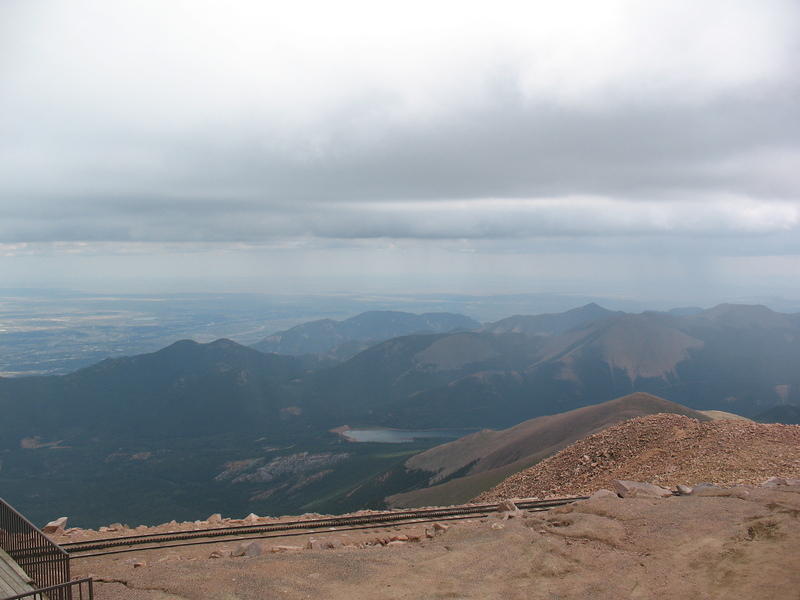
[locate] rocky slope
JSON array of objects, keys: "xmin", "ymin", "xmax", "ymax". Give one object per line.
[
  {"xmin": 387, "ymin": 393, "xmax": 709, "ymax": 507},
  {"xmin": 477, "ymin": 414, "xmax": 800, "ymax": 501}
]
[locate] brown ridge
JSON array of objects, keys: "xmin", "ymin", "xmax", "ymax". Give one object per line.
[{"xmin": 476, "ymin": 413, "xmax": 800, "ymax": 501}]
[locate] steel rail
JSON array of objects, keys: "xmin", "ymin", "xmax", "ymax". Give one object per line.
[
  {"xmin": 64, "ymin": 496, "xmax": 585, "ymax": 557},
  {"xmin": 69, "ymin": 513, "xmax": 496, "ymax": 558}
]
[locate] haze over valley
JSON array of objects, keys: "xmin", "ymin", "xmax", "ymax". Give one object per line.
[{"xmin": 2, "ymin": 301, "xmax": 798, "ymax": 527}]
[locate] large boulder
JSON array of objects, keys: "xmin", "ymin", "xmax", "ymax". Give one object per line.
[
  {"xmin": 42, "ymin": 517, "xmax": 68, "ymax": 534},
  {"xmin": 589, "ymin": 489, "xmax": 619, "ymax": 500},
  {"xmin": 612, "ymin": 480, "xmax": 672, "ymax": 499}
]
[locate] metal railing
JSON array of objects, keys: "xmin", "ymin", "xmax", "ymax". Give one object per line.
[
  {"xmin": 0, "ymin": 498, "xmax": 72, "ymax": 599},
  {"xmin": 1, "ymin": 578, "xmax": 93, "ymax": 600}
]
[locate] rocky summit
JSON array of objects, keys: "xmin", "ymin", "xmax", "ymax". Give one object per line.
[{"xmin": 477, "ymin": 413, "xmax": 800, "ymax": 502}]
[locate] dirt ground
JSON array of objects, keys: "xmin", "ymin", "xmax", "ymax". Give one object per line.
[{"xmin": 73, "ymin": 483, "xmax": 800, "ymax": 600}]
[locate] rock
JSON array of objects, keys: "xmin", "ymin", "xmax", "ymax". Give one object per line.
[
  {"xmin": 387, "ymin": 540, "xmax": 406, "ymax": 546},
  {"xmin": 589, "ymin": 489, "xmax": 619, "ymax": 500},
  {"xmin": 156, "ymin": 553, "xmax": 181, "ymax": 563},
  {"xmin": 762, "ymin": 476, "xmax": 789, "ymax": 487},
  {"xmin": 42, "ymin": 517, "xmax": 68, "ymax": 534},
  {"xmin": 491, "ymin": 522, "xmax": 505, "ymax": 530},
  {"xmin": 390, "ymin": 534, "xmax": 409, "ymax": 542},
  {"xmin": 689, "ymin": 483, "xmax": 720, "ymax": 495},
  {"xmin": 306, "ymin": 539, "xmax": 324, "ymax": 550},
  {"xmin": 231, "ymin": 542, "xmax": 264, "ymax": 557},
  {"xmin": 207, "ymin": 513, "xmax": 223, "ymax": 524},
  {"xmin": 323, "ymin": 539, "xmax": 344, "ymax": 550},
  {"xmin": 692, "ymin": 486, "xmax": 751, "ymax": 499},
  {"xmin": 133, "ymin": 561, "xmax": 145, "ymax": 568},
  {"xmin": 497, "ymin": 500, "xmax": 519, "ymax": 513},
  {"xmin": 99, "ymin": 526, "xmax": 111, "ymax": 533},
  {"xmin": 676, "ymin": 485, "xmax": 693, "ymax": 495},
  {"xmin": 432, "ymin": 522, "xmax": 450, "ymax": 532},
  {"xmin": 208, "ymin": 551, "xmax": 223, "ymax": 559},
  {"xmin": 693, "ymin": 482, "xmax": 719, "ymax": 491},
  {"xmin": 496, "ymin": 499, "xmax": 524, "ymax": 520},
  {"xmin": 425, "ymin": 530, "xmax": 435, "ymax": 539},
  {"xmin": 612, "ymin": 480, "xmax": 672, "ymax": 498},
  {"xmin": 271, "ymin": 545, "xmax": 303, "ymax": 552},
  {"xmin": 244, "ymin": 513, "xmax": 259, "ymax": 523}
]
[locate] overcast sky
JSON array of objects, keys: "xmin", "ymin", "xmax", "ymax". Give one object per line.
[{"xmin": 1, "ymin": 0, "xmax": 799, "ymax": 303}]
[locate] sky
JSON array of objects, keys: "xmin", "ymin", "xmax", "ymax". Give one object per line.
[{"xmin": 1, "ymin": 0, "xmax": 799, "ymax": 303}]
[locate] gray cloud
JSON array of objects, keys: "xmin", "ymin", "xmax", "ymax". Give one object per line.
[{"xmin": 1, "ymin": 0, "xmax": 799, "ymax": 298}]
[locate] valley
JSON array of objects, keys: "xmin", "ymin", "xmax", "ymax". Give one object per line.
[{"xmin": 2, "ymin": 302, "xmax": 799, "ymax": 531}]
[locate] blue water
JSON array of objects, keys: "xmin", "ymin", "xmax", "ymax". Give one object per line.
[{"xmin": 342, "ymin": 428, "xmax": 476, "ymax": 443}]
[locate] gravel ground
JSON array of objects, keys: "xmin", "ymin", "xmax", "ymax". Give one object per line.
[
  {"xmin": 477, "ymin": 414, "xmax": 800, "ymax": 501},
  {"xmin": 71, "ymin": 482, "xmax": 800, "ymax": 599}
]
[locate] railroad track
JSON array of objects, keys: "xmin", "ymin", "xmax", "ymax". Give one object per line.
[{"xmin": 62, "ymin": 496, "xmax": 585, "ymax": 558}]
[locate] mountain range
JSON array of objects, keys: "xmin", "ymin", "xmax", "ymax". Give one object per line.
[
  {"xmin": 3, "ymin": 302, "xmax": 799, "ymax": 451},
  {"xmin": 2, "ymin": 303, "xmax": 799, "ymax": 526},
  {"xmin": 297, "ymin": 303, "xmax": 800, "ymax": 430},
  {"xmin": 252, "ymin": 310, "xmax": 479, "ymax": 359}
]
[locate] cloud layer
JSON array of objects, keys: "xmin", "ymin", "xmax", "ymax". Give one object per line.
[{"xmin": 1, "ymin": 0, "xmax": 799, "ymax": 296}]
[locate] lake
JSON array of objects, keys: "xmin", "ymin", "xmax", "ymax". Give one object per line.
[{"xmin": 340, "ymin": 428, "xmax": 477, "ymax": 443}]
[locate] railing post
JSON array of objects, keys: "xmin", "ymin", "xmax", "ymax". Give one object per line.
[{"xmin": 0, "ymin": 497, "xmax": 88, "ymax": 600}]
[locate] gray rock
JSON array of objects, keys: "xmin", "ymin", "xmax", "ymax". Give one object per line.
[
  {"xmin": 612, "ymin": 480, "xmax": 672, "ymax": 498},
  {"xmin": 762, "ymin": 476, "xmax": 788, "ymax": 487},
  {"xmin": 676, "ymin": 485, "xmax": 693, "ymax": 495},
  {"xmin": 270, "ymin": 545, "xmax": 303, "ymax": 552},
  {"xmin": 692, "ymin": 482, "xmax": 719, "ymax": 491},
  {"xmin": 497, "ymin": 500, "xmax": 519, "ymax": 513},
  {"xmin": 497, "ymin": 499, "xmax": 523, "ymax": 519},
  {"xmin": 244, "ymin": 542, "xmax": 264, "ymax": 557}
]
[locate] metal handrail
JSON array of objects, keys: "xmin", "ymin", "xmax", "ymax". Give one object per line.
[
  {"xmin": 1, "ymin": 578, "xmax": 93, "ymax": 600},
  {"xmin": 0, "ymin": 498, "xmax": 71, "ymax": 599}
]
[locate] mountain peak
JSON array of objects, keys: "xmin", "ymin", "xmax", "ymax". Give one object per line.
[
  {"xmin": 698, "ymin": 303, "xmax": 787, "ymax": 328},
  {"xmin": 569, "ymin": 302, "xmax": 612, "ymax": 314}
]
